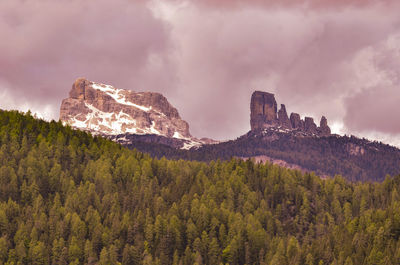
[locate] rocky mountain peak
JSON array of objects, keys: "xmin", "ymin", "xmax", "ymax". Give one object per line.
[
  {"xmin": 60, "ymin": 78, "xmax": 197, "ymax": 144},
  {"xmin": 70, "ymin": 78, "xmax": 89, "ymax": 99},
  {"xmin": 250, "ymin": 91, "xmax": 278, "ymax": 130},
  {"xmin": 250, "ymin": 91, "xmax": 331, "ymax": 136}
]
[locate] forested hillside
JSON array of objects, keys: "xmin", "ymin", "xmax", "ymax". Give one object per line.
[
  {"xmin": 123, "ymin": 130, "xmax": 400, "ymax": 182},
  {"xmin": 1, "ymin": 110, "xmax": 400, "ymax": 264}
]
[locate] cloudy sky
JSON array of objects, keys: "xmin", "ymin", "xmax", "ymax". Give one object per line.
[{"xmin": 1, "ymin": 0, "xmax": 400, "ymax": 146}]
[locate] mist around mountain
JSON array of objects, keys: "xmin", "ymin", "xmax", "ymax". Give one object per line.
[{"xmin": 1, "ymin": 109, "xmax": 400, "ymax": 264}]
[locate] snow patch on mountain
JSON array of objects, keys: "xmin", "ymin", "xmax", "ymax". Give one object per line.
[
  {"xmin": 91, "ymin": 83, "xmax": 151, "ymax": 112},
  {"xmin": 60, "ymin": 78, "xmax": 212, "ymax": 149}
]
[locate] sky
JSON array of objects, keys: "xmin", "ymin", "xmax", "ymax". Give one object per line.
[{"xmin": 1, "ymin": 0, "xmax": 400, "ymax": 146}]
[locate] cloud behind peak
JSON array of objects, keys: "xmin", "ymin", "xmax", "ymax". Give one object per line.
[{"xmin": 1, "ymin": 0, "xmax": 400, "ymax": 146}]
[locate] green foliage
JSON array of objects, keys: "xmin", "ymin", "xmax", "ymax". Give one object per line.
[
  {"xmin": 0, "ymin": 109, "xmax": 400, "ymax": 264},
  {"xmin": 127, "ymin": 130, "xmax": 400, "ymax": 182}
]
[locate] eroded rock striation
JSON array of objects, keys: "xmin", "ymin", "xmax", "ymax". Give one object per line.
[
  {"xmin": 250, "ymin": 91, "xmax": 331, "ymax": 136},
  {"xmin": 60, "ymin": 78, "xmax": 201, "ymax": 147}
]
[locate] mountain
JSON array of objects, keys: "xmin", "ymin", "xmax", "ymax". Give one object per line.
[
  {"xmin": 118, "ymin": 91, "xmax": 400, "ymax": 182},
  {"xmin": 60, "ymin": 78, "xmax": 208, "ymax": 149},
  {"xmin": 250, "ymin": 91, "xmax": 331, "ymax": 136},
  {"xmin": 59, "ymin": 81, "xmax": 400, "ymax": 182}
]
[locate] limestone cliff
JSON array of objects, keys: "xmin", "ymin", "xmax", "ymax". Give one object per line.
[
  {"xmin": 250, "ymin": 91, "xmax": 331, "ymax": 136},
  {"xmin": 250, "ymin": 91, "xmax": 278, "ymax": 130},
  {"xmin": 60, "ymin": 78, "xmax": 202, "ymax": 148}
]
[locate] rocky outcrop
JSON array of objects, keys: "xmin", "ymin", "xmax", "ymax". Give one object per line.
[
  {"xmin": 346, "ymin": 143, "xmax": 365, "ymax": 156},
  {"xmin": 304, "ymin": 117, "xmax": 318, "ymax": 134},
  {"xmin": 250, "ymin": 91, "xmax": 331, "ymax": 136},
  {"xmin": 278, "ymin": 104, "xmax": 292, "ymax": 129},
  {"xmin": 60, "ymin": 78, "xmax": 194, "ymax": 141},
  {"xmin": 290, "ymin": 113, "xmax": 303, "ymax": 130},
  {"xmin": 250, "ymin": 91, "xmax": 278, "ymax": 130},
  {"xmin": 318, "ymin": 116, "xmax": 331, "ymax": 136}
]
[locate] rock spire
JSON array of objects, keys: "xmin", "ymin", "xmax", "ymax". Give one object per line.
[{"xmin": 250, "ymin": 91, "xmax": 331, "ymax": 136}]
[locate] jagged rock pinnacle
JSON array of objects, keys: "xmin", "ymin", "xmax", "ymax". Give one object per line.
[
  {"xmin": 250, "ymin": 91, "xmax": 278, "ymax": 130},
  {"xmin": 250, "ymin": 91, "xmax": 331, "ymax": 136},
  {"xmin": 278, "ymin": 104, "xmax": 292, "ymax": 129},
  {"xmin": 318, "ymin": 116, "xmax": 331, "ymax": 136}
]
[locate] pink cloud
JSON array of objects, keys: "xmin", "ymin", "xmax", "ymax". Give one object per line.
[
  {"xmin": 173, "ymin": 0, "xmax": 399, "ymax": 10},
  {"xmin": 344, "ymin": 34, "xmax": 400, "ymax": 135},
  {"xmin": 0, "ymin": 0, "xmax": 175, "ymax": 117},
  {"xmin": 164, "ymin": 3, "xmax": 400, "ymax": 140},
  {"xmin": 1, "ymin": 0, "xmax": 400, "ymax": 145}
]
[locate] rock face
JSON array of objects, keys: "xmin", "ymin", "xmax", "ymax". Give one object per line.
[
  {"xmin": 290, "ymin": 113, "xmax": 303, "ymax": 130},
  {"xmin": 318, "ymin": 116, "xmax": 331, "ymax": 136},
  {"xmin": 278, "ymin": 104, "xmax": 292, "ymax": 129},
  {"xmin": 60, "ymin": 78, "xmax": 196, "ymax": 142},
  {"xmin": 304, "ymin": 117, "xmax": 318, "ymax": 134},
  {"xmin": 250, "ymin": 91, "xmax": 278, "ymax": 130},
  {"xmin": 250, "ymin": 91, "xmax": 331, "ymax": 136}
]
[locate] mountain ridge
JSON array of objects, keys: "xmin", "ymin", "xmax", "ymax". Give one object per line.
[
  {"xmin": 58, "ymin": 79, "xmax": 400, "ymax": 182},
  {"xmin": 60, "ymin": 78, "xmax": 210, "ymax": 149},
  {"xmin": 250, "ymin": 90, "xmax": 331, "ymax": 136},
  {"xmin": 122, "ymin": 128, "xmax": 400, "ymax": 182}
]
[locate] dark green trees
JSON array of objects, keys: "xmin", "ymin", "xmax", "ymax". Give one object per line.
[{"xmin": 0, "ymin": 109, "xmax": 400, "ymax": 264}]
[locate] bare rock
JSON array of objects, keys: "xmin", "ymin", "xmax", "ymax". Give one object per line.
[
  {"xmin": 250, "ymin": 90, "xmax": 331, "ymax": 137},
  {"xmin": 69, "ymin": 78, "xmax": 88, "ymax": 99},
  {"xmin": 304, "ymin": 117, "xmax": 318, "ymax": 134},
  {"xmin": 318, "ymin": 116, "xmax": 331, "ymax": 136},
  {"xmin": 60, "ymin": 78, "xmax": 192, "ymax": 139},
  {"xmin": 346, "ymin": 143, "xmax": 365, "ymax": 156},
  {"xmin": 290, "ymin": 113, "xmax": 303, "ymax": 130},
  {"xmin": 278, "ymin": 104, "xmax": 292, "ymax": 129},
  {"xmin": 250, "ymin": 91, "xmax": 278, "ymax": 130}
]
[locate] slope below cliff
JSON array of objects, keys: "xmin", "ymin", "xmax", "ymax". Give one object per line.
[
  {"xmin": 119, "ymin": 90, "xmax": 400, "ymax": 182},
  {"xmin": 125, "ymin": 129, "xmax": 400, "ymax": 182},
  {"xmin": 59, "ymin": 83, "xmax": 400, "ymax": 182}
]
